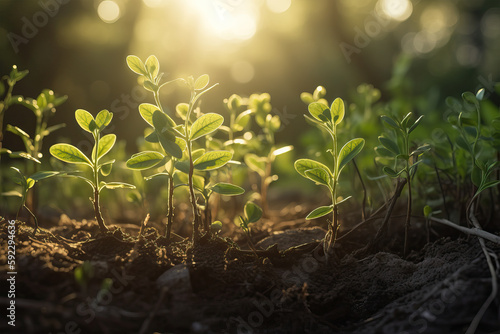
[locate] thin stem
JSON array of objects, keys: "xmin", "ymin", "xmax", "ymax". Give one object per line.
[
  {"xmin": 404, "ymin": 170, "xmax": 412, "ymax": 257},
  {"xmin": 165, "ymin": 174, "xmax": 174, "ymax": 241},
  {"xmin": 24, "ymin": 204, "xmax": 38, "ymax": 236},
  {"xmin": 93, "ymin": 132, "xmax": 107, "ymax": 232}
]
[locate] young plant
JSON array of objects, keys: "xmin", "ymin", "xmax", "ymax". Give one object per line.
[
  {"xmin": 295, "ymin": 98, "xmax": 365, "ymax": 259},
  {"xmin": 374, "ymin": 112, "xmax": 429, "ymax": 256},
  {"xmin": 125, "ymin": 55, "xmax": 233, "ymax": 243},
  {"xmin": 238, "ymin": 201, "xmax": 263, "ymax": 251},
  {"xmin": 245, "ymin": 93, "xmax": 293, "ymax": 216},
  {"xmin": 50, "ymin": 109, "xmax": 134, "ymax": 233},
  {"xmin": 9, "ymin": 167, "xmax": 63, "ymax": 235}
]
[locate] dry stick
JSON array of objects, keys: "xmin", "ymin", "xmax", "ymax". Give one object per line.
[
  {"xmin": 465, "ymin": 208, "xmax": 498, "ymax": 334},
  {"xmin": 428, "ymin": 216, "xmax": 500, "ymax": 244},
  {"xmin": 352, "ymin": 159, "xmax": 367, "ymax": 220},
  {"xmin": 139, "ymin": 287, "xmax": 168, "ymax": 334},
  {"xmin": 368, "ymin": 177, "xmax": 407, "ymax": 251}
]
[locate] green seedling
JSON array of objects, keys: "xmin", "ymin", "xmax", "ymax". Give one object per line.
[
  {"xmin": 6, "ymin": 89, "xmax": 67, "ymax": 210},
  {"xmin": 295, "ymin": 97, "xmax": 365, "ymax": 259},
  {"xmin": 126, "ymin": 55, "xmax": 234, "ymax": 242},
  {"xmin": 9, "ymin": 167, "xmax": 63, "ymax": 235},
  {"xmin": 374, "ymin": 112, "xmax": 430, "ymax": 256},
  {"xmin": 238, "ymin": 201, "xmax": 263, "ymax": 251},
  {"xmin": 0, "ymin": 66, "xmax": 29, "ymax": 199},
  {"xmin": 245, "ymin": 93, "xmax": 293, "ymax": 216},
  {"xmin": 50, "ymin": 109, "xmax": 134, "ymax": 233}
]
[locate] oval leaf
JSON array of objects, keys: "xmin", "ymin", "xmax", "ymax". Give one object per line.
[
  {"xmin": 145, "ymin": 55, "xmax": 159, "ymax": 79},
  {"xmin": 126, "ymin": 55, "xmax": 147, "ymax": 76},
  {"xmin": 304, "ymin": 168, "xmax": 331, "ymax": 188},
  {"xmin": 378, "ymin": 137, "xmax": 399, "ymax": 155},
  {"xmin": 194, "ymin": 151, "xmax": 232, "ymax": 171},
  {"xmin": 190, "ymin": 113, "xmax": 224, "ymax": 140},
  {"xmin": 194, "ymin": 74, "xmax": 209, "ymax": 90},
  {"xmin": 95, "ymin": 109, "xmax": 113, "ymax": 130},
  {"xmin": 102, "ymin": 182, "xmax": 136, "ymax": 190},
  {"xmin": 337, "ymin": 138, "xmax": 365, "ymax": 173},
  {"xmin": 97, "ymin": 134, "xmax": 116, "ymax": 159},
  {"xmin": 331, "ymin": 98, "xmax": 345, "ymax": 125},
  {"xmin": 157, "ymin": 131, "xmax": 183, "ymax": 159},
  {"xmin": 50, "ymin": 144, "xmax": 91, "ymax": 165},
  {"xmin": 294, "ymin": 159, "xmax": 332, "ymax": 179},
  {"xmin": 244, "ymin": 154, "xmax": 266, "ymax": 177},
  {"xmin": 306, "ymin": 206, "xmax": 333, "ymax": 220},
  {"xmin": 308, "ymin": 102, "xmax": 331, "ymax": 123},
  {"xmin": 139, "ymin": 103, "xmax": 159, "ymax": 126},
  {"xmin": 244, "ymin": 202, "xmax": 263, "ymax": 224},
  {"xmin": 126, "ymin": 151, "xmax": 165, "ymax": 170},
  {"xmin": 211, "ymin": 182, "xmax": 245, "ymax": 196},
  {"xmin": 75, "ymin": 109, "xmax": 94, "ymax": 133},
  {"xmin": 100, "ymin": 161, "xmax": 113, "ymax": 176}
]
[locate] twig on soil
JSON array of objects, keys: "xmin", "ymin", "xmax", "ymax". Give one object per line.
[
  {"xmin": 465, "ymin": 207, "xmax": 499, "ymax": 334},
  {"xmin": 139, "ymin": 286, "xmax": 168, "ymax": 334},
  {"xmin": 428, "ymin": 216, "xmax": 500, "ymax": 244}
]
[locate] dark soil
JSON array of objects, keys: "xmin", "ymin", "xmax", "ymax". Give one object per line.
[{"xmin": 1, "ymin": 211, "xmax": 500, "ymax": 334}]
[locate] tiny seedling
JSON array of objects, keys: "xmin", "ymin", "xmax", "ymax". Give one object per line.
[
  {"xmin": 374, "ymin": 111, "xmax": 430, "ymax": 256},
  {"xmin": 50, "ymin": 109, "xmax": 134, "ymax": 233},
  {"xmin": 245, "ymin": 93, "xmax": 293, "ymax": 216},
  {"xmin": 238, "ymin": 201, "xmax": 263, "ymax": 251},
  {"xmin": 9, "ymin": 167, "xmax": 63, "ymax": 235},
  {"xmin": 295, "ymin": 97, "xmax": 365, "ymax": 259}
]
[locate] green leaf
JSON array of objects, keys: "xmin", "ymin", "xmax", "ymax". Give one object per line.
[
  {"xmin": 462, "ymin": 91, "xmax": 479, "ymax": 109},
  {"xmin": 210, "ymin": 221, "xmax": 223, "ymax": 234},
  {"xmin": 378, "ymin": 136, "xmax": 399, "ymax": 155},
  {"xmin": 126, "ymin": 151, "xmax": 165, "ymax": 170},
  {"xmin": 194, "ymin": 74, "xmax": 209, "ymax": 90},
  {"xmin": 381, "ymin": 115, "xmax": 400, "ymax": 130},
  {"xmin": 210, "ymin": 182, "xmax": 245, "ymax": 196},
  {"xmin": 244, "ymin": 202, "xmax": 263, "ymax": 224},
  {"xmin": 101, "ymin": 182, "xmax": 136, "ymax": 190},
  {"xmin": 423, "ymin": 205, "xmax": 432, "ymax": 218},
  {"xmin": 75, "ymin": 109, "xmax": 95, "ymax": 133},
  {"xmin": 190, "ymin": 113, "xmax": 224, "ymax": 140},
  {"xmin": 408, "ymin": 115, "xmax": 424, "ymax": 134},
  {"xmin": 126, "ymin": 55, "xmax": 148, "ymax": 76},
  {"xmin": 306, "ymin": 206, "xmax": 333, "ymax": 219},
  {"xmin": 304, "ymin": 168, "xmax": 331, "ymax": 188},
  {"xmin": 145, "ymin": 55, "xmax": 159, "ymax": 79},
  {"xmin": 294, "ymin": 159, "xmax": 332, "ymax": 179},
  {"xmin": 337, "ymin": 138, "xmax": 365, "ymax": 173},
  {"xmin": 143, "ymin": 80, "xmax": 157, "ymax": 92},
  {"xmin": 244, "ymin": 154, "xmax": 266, "ymax": 177},
  {"xmin": 176, "ymin": 103, "xmax": 189, "ymax": 120},
  {"xmin": 100, "ymin": 161, "xmax": 113, "ymax": 176},
  {"xmin": 97, "ymin": 134, "xmax": 116, "ymax": 159},
  {"xmin": 330, "ymin": 98, "xmax": 345, "ymax": 125},
  {"xmin": 36, "ymin": 93, "xmax": 47, "ymax": 110},
  {"xmin": 145, "ymin": 130, "xmax": 159, "ymax": 143},
  {"xmin": 50, "ymin": 144, "xmax": 91, "ymax": 165},
  {"xmin": 29, "ymin": 171, "xmax": 62, "ymax": 181},
  {"xmin": 138, "ymin": 103, "xmax": 159, "ymax": 126},
  {"xmin": 95, "ymin": 109, "xmax": 113, "ymax": 130},
  {"xmin": 476, "ymin": 88, "xmax": 485, "ymax": 101},
  {"xmin": 8, "ymin": 151, "xmax": 41, "ymax": 163},
  {"xmin": 382, "ymin": 166, "xmax": 402, "ymax": 178},
  {"xmin": 152, "ymin": 110, "xmax": 176, "ymax": 130},
  {"xmin": 157, "ymin": 131, "xmax": 183, "ymax": 159},
  {"xmin": 233, "ymin": 109, "xmax": 252, "ymax": 132},
  {"xmin": 308, "ymin": 102, "xmax": 331, "ymax": 123},
  {"xmin": 193, "ymin": 151, "xmax": 232, "ymax": 171}
]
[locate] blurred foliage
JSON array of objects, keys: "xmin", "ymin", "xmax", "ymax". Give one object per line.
[{"xmin": 1, "ymin": 0, "xmax": 500, "ymax": 222}]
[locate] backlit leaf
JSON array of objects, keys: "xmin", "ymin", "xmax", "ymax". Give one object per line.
[
  {"xmin": 330, "ymin": 98, "xmax": 345, "ymax": 125},
  {"xmin": 75, "ymin": 109, "xmax": 94, "ymax": 133},
  {"xmin": 304, "ymin": 168, "xmax": 331, "ymax": 188},
  {"xmin": 308, "ymin": 102, "xmax": 331, "ymax": 123},
  {"xmin": 126, "ymin": 55, "xmax": 148, "ymax": 76},
  {"xmin": 97, "ymin": 134, "xmax": 116, "ymax": 159},
  {"xmin": 193, "ymin": 150, "xmax": 232, "ymax": 171},
  {"xmin": 126, "ymin": 151, "xmax": 165, "ymax": 170},
  {"xmin": 294, "ymin": 159, "xmax": 332, "ymax": 179},
  {"xmin": 244, "ymin": 202, "xmax": 263, "ymax": 223},
  {"xmin": 306, "ymin": 206, "xmax": 333, "ymax": 219},
  {"xmin": 194, "ymin": 74, "xmax": 209, "ymax": 90},
  {"xmin": 337, "ymin": 138, "xmax": 365, "ymax": 173},
  {"xmin": 211, "ymin": 182, "xmax": 245, "ymax": 196},
  {"xmin": 189, "ymin": 113, "xmax": 224, "ymax": 140},
  {"xmin": 50, "ymin": 144, "xmax": 91, "ymax": 165}
]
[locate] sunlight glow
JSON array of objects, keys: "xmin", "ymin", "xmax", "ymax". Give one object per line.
[
  {"xmin": 266, "ymin": 0, "xmax": 292, "ymax": 14},
  {"xmin": 231, "ymin": 61, "xmax": 255, "ymax": 83},
  {"xmin": 186, "ymin": 0, "xmax": 259, "ymax": 41},
  {"xmin": 97, "ymin": 1, "xmax": 120, "ymax": 24},
  {"xmin": 143, "ymin": 0, "xmax": 165, "ymax": 8},
  {"xmin": 378, "ymin": 0, "xmax": 412, "ymax": 22}
]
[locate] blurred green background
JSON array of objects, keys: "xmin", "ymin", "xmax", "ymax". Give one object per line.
[{"xmin": 1, "ymin": 0, "xmax": 499, "ymax": 223}]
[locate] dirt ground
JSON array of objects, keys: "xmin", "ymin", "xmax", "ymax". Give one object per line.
[{"xmin": 1, "ymin": 209, "xmax": 500, "ymax": 334}]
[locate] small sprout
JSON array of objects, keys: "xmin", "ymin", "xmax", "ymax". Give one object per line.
[
  {"xmin": 210, "ymin": 221, "xmax": 222, "ymax": 235},
  {"xmin": 50, "ymin": 109, "xmax": 135, "ymax": 233},
  {"xmin": 295, "ymin": 96, "xmax": 364, "ymax": 259},
  {"xmin": 238, "ymin": 201, "xmax": 263, "ymax": 251}
]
